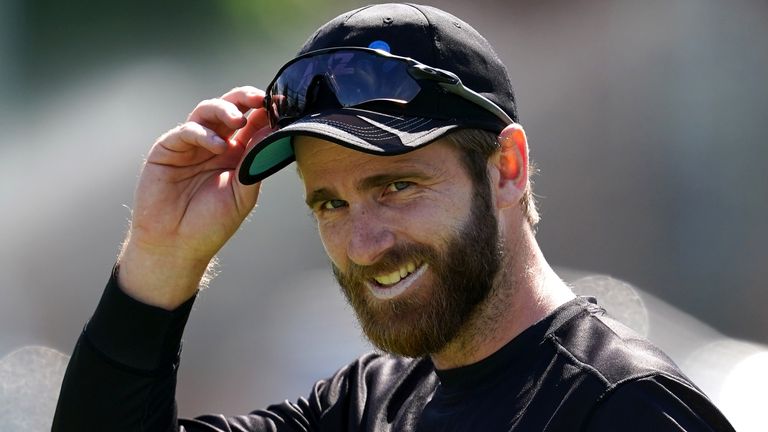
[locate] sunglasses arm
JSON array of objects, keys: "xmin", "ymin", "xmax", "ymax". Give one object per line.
[{"xmin": 438, "ymin": 82, "xmax": 514, "ymax": 125}]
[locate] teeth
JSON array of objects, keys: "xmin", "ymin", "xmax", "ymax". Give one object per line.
[{"xmin": 374, "ymin": 262, "xmax": 419, "ymax": 286}]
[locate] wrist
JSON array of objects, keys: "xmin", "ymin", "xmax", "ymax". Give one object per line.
[{"xmin": 117, "ymin": 241, "xmax": 212, "ymax": 310}]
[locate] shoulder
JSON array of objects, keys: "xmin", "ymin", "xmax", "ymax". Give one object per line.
[
  {"xmin": 585, "ymin": 375, "xmax": 735, "ymax": 431},
  {"xmin": 549, "ymin": 298, "xmax": 687, "ymax": 385},
  {"xmin": 547, "ymin": 298, "xmax": 734, "ymax": 431},
  {"xmin": 188, "ymin": 353, "xmax": 435, "ymax": 431}
]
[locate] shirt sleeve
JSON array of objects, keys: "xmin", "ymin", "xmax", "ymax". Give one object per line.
[
  {"xmin": 585, "ymin": 375, "xmax": 736, "ymax": 432},
  {"xmin": 52, "ymin": 266, "xmax": 197, "ymax": 432},
  {"xmin": 51, "ymin": 268, "xmax": 350, "ymax": 432}
]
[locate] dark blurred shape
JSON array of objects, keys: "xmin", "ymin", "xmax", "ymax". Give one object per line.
[
  {"xmin": 19, "ymin": 0, "xmax": 226, "ymax": 85},
  {"xmin": 14, "ymin": 0, "xmax": 350, "ymax": 95}
]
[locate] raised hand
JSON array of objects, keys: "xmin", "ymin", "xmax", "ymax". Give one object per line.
[{"xmin": 118, "ymin": 86, "xmax": 271, "ymax": 309}]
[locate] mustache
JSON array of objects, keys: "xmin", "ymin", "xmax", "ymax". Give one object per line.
[{"xmin": 333, "ymin": 243, "xmax": 439, "ymax": 284}]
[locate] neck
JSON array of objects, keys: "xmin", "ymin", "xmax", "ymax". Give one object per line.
[{"xmin": 429, "ymin": 223, "xmax": 575, "ymax": 370}]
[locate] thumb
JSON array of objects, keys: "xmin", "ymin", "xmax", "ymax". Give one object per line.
[{"xmin": 231, "ymin": 123, "xmax": 275, "ymax": 216}]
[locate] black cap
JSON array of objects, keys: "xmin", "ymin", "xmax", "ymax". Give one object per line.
[{"xmin": 239, "ymin": 3, "xmax": 517, "ymax": 185}]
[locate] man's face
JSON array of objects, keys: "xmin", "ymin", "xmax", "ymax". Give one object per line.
[{"xmin": 294, "ymin": 136, "xmax": 503, "ymax": 357}]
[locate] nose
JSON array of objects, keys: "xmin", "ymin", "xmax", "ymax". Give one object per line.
[{"xmin": 346, "ymin": 205, "xmax": 396, "ymax": 267}]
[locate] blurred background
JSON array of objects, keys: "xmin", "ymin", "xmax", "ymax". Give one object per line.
[{"xmin": 1, "ymin": 0, "xmax": 766, "ymax": 430}]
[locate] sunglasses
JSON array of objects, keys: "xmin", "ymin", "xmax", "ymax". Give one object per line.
[{"xmin": 264, "ymin": 47, "xmax": 514, "ymax": 129}]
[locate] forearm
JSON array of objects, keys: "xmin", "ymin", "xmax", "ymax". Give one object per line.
[
  {"xmin": 52, "ymin": 86, "xmax": 266, "ymax": 431},
  {"xmin": 118, "ymin": 234, "xmax": 212, "ymax": 311},
  {"xmin": 52, "ymin": 267, "xmax": 196, "ymax": 432}
]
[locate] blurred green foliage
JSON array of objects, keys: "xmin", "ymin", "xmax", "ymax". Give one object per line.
[{"xmin": 17, "ymin": 0, "xmax": 362, "ymax": 88}]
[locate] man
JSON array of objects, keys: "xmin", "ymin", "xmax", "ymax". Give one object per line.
[{"xmin": 53, "ymin": 3, "xmax": 734, "ymax": 431}]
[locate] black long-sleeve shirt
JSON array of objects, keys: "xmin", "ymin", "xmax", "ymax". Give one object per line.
[{"xmin": 52, "ymin": 271, "xmax": 735, "ymax": 431}]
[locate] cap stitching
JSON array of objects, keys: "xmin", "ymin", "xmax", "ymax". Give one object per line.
[
  {"xmin": 312, "ymin": 121, "xmax": 394, "ymax": 139},
  {"xmin": 405, "ymin": 4, "xmax": 441, "ymax": 69},
  {"xmin": 313, "ymin": 120, "xmax": 400, "ymax": 140},
  {"xmin": 309, "ymin": 118, "xmax": 438, "ymax": 142},
  {"xmin": 309, "ymin": 116, "xmax": 435, "ymax": 137},
  {"xmin": 343, "ymin": 4, "xmax": 376, "ymax": 24},
  {"xmin": 302, "ymin": 115, "xmax": 433, "ymax": 133},
  {"xmin": 370, "ymin": 116, "xmax": 435, "ymax": 133},
  {"xmin": 404, "ymin": 4, "xmax": 444, "ymax": 118},
  {"xmin": 319, "ymin": 121, "xmax": 396, "ymax": 140}
]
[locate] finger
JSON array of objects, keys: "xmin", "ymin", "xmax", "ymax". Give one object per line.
[
  {"xmin": 187, "ymin": 98, "xmax": 247, "ymax": 134},
  {"xmin": 232, "ymin": 107, "xmax": 271, "ymax": 148},
  {"xmin": 186, "ymin": 87, "xmax": 265, "ymax": 142},
  {"xmin": 233, "ymin": 122, "xmax": 275, "ymax": 189},
  {"xmin": 176, "ymin": 122, "xmax": 228, "ymax": 154},
  {"xmin": 232, "ymin": 155, "xmax": 264, "ymax": 217},
  {"xmin": 232, "ymin": 110, "xmax": 273, "ymax": 207},
  {"xmin": 149, "ymin": 123, "xmax": 227, "ymax": 165},
  {"xmin": 220, "ymin": 86, "xmax": 265, "ymax": 114}
]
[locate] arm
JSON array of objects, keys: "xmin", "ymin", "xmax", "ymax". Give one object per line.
[
  {"xmin": 52, "ymin": 267, "xmax": 195, "ymax": 431},
  {"xmin": 52, "ymin": 266, "xmax": 335, "ymax": 432},
  {"xmin": 52, "ymin": 87, "xmax": 269, "ymax": 431},
  {"xmin": 118, "ymin": 86, "xmax": 267, "ymax": 310}
]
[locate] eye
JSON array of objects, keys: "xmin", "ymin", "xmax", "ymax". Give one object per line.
[
  {"xmin": 320, "ymin": 199, "xmax": 347, "ymax": 211},
  {"xmin": 385, "ymin": 181, "xmax": 412, "ymax": 193}
]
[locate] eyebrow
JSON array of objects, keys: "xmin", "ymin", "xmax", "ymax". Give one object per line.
[
  {"xmin": 304, "ymin": 171, "xmax": 430, "ymax": 209},
  {"xmin": 305, "ymin": 187, "xmax": 336, "ymax": 209}
]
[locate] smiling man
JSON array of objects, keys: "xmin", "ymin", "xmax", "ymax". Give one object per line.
[
  {"xmin": 53, "ymin": 3, "xmax": 734, "ymax": 431},
  {"xmin": 295, "ymin": 135, "xmax": 531, "ymax": 366}
]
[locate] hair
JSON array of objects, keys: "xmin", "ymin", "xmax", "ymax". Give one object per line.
[{"xmin": 444, "ymin": 128, "xmax": 540, "ymax": 227}]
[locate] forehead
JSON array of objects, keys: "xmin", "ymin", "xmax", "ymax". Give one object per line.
[{"xmin": 293, "ymin": 136, "xmax": 463, "ymax": 182}]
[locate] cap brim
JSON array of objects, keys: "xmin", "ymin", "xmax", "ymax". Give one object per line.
[{"xmin": 238, "ymin": 108, "xmax": 459, "ymax": 185}]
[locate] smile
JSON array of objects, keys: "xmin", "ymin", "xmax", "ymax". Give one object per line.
[{"xmin": 367, "ymin": 262, "xmax": 428, "ymax": 300}]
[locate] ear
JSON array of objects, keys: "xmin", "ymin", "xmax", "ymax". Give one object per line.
[{"xmin": 494, "ymin": 123, "xmax": 529, "ymax": 209}]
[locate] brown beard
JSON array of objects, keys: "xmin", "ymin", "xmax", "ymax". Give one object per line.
[{"xmin": 332, "ymin": 185, "xmax": 503, "ymax": 358}]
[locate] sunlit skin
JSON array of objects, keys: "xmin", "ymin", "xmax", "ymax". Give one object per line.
[
  {"xmin": 115, "ymin": 85, "xmax": 574, "ymax": 370},
  {"xmin": 118, "ymin": 87, "xmax": 269, "ymax": 310},
  {"xmin": 297, "ymin": 137, "xmax": 492, "ymax": 358},
  {"xmin": 298, "ymin": 139, "xmax": 472, "ymax": 277},
  {"xmin": 294, "ymin": 133, "xmax": 575, "ymax": 369}
]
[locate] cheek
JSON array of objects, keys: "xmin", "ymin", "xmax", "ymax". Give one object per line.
[
  {"xmin": 387, "ymin": 196, "xmax": 468, "ymax": 242},
  {"xmin": 314, "ymin": 186, "xmax": 473, "ymax": 268},
  {"xmin": 317, "ymin": 220, "xmax": 349, "ymax": 269}
]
